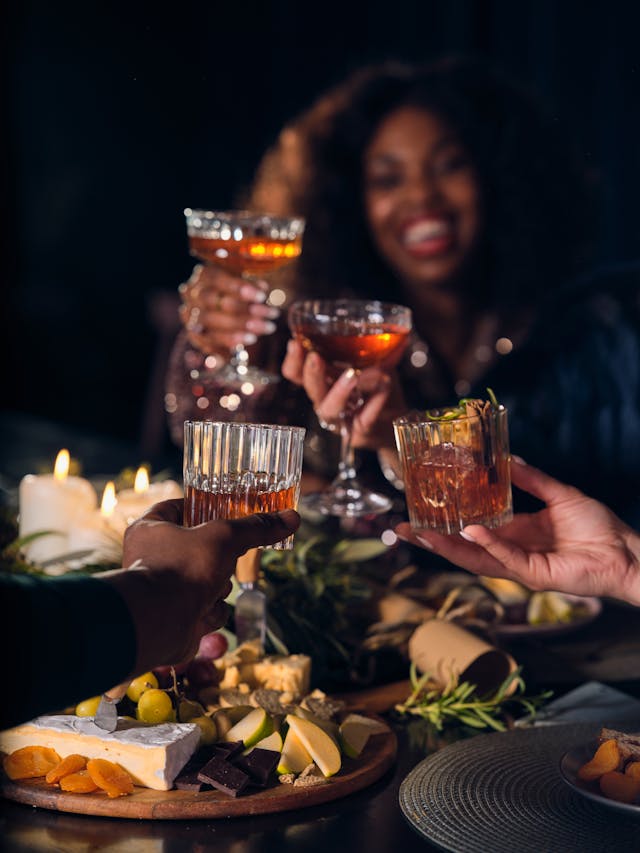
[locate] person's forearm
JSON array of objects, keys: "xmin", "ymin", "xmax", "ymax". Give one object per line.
[{"xmin": 97, "ymin": 566, "xmax": 199, "ymax": 678}]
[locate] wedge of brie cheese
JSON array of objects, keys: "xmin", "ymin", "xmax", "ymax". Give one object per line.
[{"xmin": 0, "ymin": 715, "xmax": 200, "ymax": 791}]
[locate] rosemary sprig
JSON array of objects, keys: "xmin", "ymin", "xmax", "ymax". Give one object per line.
[{"xmin": 394, "ymin": 662, "xmax": 552, "ymax": 732}]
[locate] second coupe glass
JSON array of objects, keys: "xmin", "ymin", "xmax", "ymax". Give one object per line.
[{"xmin": 289, "ymin": 298, "xmax": 412, "ymax": 517}]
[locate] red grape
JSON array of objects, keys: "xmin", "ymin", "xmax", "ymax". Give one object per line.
[
  {"xmin": 197, "ymin": 631, "xmax": 228, "ymax": 660},
  {"xmin": 185, "ymin": 656, "xmax": 217, "ymax": 687}
]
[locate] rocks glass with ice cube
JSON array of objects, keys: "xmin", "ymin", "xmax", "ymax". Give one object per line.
[{"xmin": 393, "ymin": 405, "xmax": 512, "ymax": 534}]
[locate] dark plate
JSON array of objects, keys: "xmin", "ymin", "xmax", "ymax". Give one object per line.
[
  {"xmin": 495, "ymin": 595, "xmax": 602, "ymax": 638},
  {"xmin": 559, "ymin": 740, "xmax": 640, "ymax": 818}
]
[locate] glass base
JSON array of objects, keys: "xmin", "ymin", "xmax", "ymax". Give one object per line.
[
  {"xmin": 300, "ymin": 481, "xmax": 392, "ymax": 518},
  {"xmin": 214, "ymin": 362, "xmax": 280, "ymax": 388},
  {"xmin": 407, "ymin": 505, "xmax": 513, "ymax": 535}
]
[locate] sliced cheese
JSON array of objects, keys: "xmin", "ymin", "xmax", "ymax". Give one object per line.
[{"xmin": 0, "ymin": 715, "xmax": 200, "ymax": 791}]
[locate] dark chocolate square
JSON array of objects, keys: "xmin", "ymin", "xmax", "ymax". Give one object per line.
[
  {"xmin": 232, "ymin": 748, "xmax": 280, "ymax": 787},
  {"xmin": 197, "ymin": 755, "xmax": 250, "ymax": 797},
  {"xmin": 175, "ymin": 770, "xmax": 209, "ymax": 792},
  {"xmin": 213, "ymin": 740, "xmax": 245, "ymax": 760},
  {"xmin": 173, "ymin": 745, "xmax": 216, "ymax": 792}
]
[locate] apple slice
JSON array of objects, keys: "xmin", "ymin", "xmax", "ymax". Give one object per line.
[
  {"xmin": 212, "ymin": 705, "xmax": 253, "ymax": 739},
  {"xmin": 338, "ymin": 718, "xmax": 371, "ymax": 758},
  {"xmin": 277, "ymin": 728, "xmax": 313, "ymax": 774},
  {"xmin": 243, "ymin": 730, "xmax": 283, "ymax": 755},
  {"xmin": 224, "ymin": 708, "xmax": 272, "ymax": 748},
  {"xmin": 285, "ymin": 715, "xmax": 341, "ymax": 777},
  {"xmin": 292, "ymin": 706, "xmax": 339, "ymax": 744},
  {"xmin": 340, "ymin": 713, "xmax": 390, "ymax": 735}
]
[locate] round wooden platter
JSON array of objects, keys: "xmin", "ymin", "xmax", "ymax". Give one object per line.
[{"xmin": 0, "ymin": 724, "xmax": 397, "ymax": 820}]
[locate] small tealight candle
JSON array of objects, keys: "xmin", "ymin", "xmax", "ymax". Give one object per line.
[
  {"xmin": 19, "ymin": 449, "xmax": 98, "ymax": 566},
  {"xmin": 113, "ymin": 466, "xmax": 182, "ymax": 532},
  {"xmin": 66, "ymin": 482, "xmax": 123, "ymax": 569}
]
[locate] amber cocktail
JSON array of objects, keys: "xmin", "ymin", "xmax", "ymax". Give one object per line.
[
  {"xmin": 293, "ymin": 321, "xmax": 411, "ymax": 371},
  {"xmin": 393, "ymin": 401, "xmax": 512, "ymax": 534},
  {"xmin": 188, "ymin": 233, "xmax": 302, "ymax": 277}
]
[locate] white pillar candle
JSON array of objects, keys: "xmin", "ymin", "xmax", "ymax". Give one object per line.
[
  {"xmin": 113, "ymin": 467, "xmax": 182, "ymax": 532},
  {"xmin": 66, "ymin": 482, "xmax": 123, "ymax": 568},
  {"xmin": 19, "ymin": 449, "xmax": 98, "ymax": 565}
]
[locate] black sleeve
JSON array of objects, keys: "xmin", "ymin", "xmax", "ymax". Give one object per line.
[{"xmin": 2, "ymin": 572, "xmax": 136, "ymax": 730}]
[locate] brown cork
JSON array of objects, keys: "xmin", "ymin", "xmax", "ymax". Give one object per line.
[{"xmin": 409, "ymin": 619, "xmax": 517, "ymax": 696}]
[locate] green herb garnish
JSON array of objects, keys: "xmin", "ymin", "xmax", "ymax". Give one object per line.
[
  {"xmin": 260, "ymin": 527, "xmax": 391, "ymax": 688},
  {"xmin": 426, "ymin": 387, "xmax": 501, "ymax": 421},
  {"xmin": 394, "ymin": 662, "xmax": 552, "ymax": 732}
]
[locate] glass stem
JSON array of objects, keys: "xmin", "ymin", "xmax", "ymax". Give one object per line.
[
  {"xmin": 229, "ymin": 344, "xmax": 249, "ymax": 369},
  {"xmin": 337, "ymin": 415, "xmax": 357, "ymax": 485}
]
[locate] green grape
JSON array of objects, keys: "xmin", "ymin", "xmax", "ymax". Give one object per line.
[
  {"xmin": 178, "ymin": 698, "xmax": 206, "ymax": 723},
  {"xmin": 75, "ymin": 696, "xmax": 101, "ymax": 717},
  {"xmin": 127, "ymin": 671, "xmax": 159, "ymax": 703},
  {"xmin": 136, "ymin": 688, "xmax": 175, "ymax": 724},
  {"xmin": 191, "ymin": 715, "xmax": 218, "ymax": 745}
]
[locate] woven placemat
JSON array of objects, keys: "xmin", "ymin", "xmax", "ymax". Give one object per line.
[{"xmin": 399, "ymin": 723, "xmax": 639, "ymax": 853}]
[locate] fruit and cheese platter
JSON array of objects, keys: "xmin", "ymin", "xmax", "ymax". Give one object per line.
[{"xmin": 0, "ymin": 640, "xmax": 397, "ymax": 820}]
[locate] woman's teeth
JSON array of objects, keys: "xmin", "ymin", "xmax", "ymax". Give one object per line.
[{"xmin": 404, "ymin": 220, "xmax": 451, "ymax": 245}]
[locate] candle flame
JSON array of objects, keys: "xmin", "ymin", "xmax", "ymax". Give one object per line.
[
  {"xmin": 53, "ymin": 449, "xmax": 70, "ymax": 481},
  {"xmin": 101, "ymin": 481, "xmax": 117, "ymax": 517},
  {"xmin": 134, "ymin": 467, "xmax": 150, "ymax": 493}
]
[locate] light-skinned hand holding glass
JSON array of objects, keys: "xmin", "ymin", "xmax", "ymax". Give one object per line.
[{"xmin": 395, "ymin": 457, "xmax": 640, "ymax": 607}]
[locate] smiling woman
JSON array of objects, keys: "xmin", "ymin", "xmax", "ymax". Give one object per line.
[
  {"xmin": 166, "ymin": 57, "xmax": 640, "ymax": 528},
  {"xmin": 362, "ymin": 106, "xmax": 481, "ymax": 295}
]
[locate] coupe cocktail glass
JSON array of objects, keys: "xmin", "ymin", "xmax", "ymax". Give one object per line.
[
  {"xmin": 393, "ymin": 403, "xmax": 512, "ymax": 534},
  {"xmin": 184, "ymin": 209, "xmax": 305, "ymax": 389},
  {"xmin": 289, "ymin": 298, "xmax": 412, "ymax": 517}
]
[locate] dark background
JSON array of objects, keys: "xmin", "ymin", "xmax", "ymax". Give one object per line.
[{"xmin": 3, "ymin": 1, "xmax": 640, "ymax": 474}]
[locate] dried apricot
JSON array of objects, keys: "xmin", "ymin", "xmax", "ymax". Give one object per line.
[
  {"xmin": 3, "ymin": 746, "xmax": 61, "ymax": 780},
  {"xmin": 576, "ymin": 739, "xmax": 620, "ymax": 781},
  {"xmin": 46, "ymin": 754, "xmax": 87, "ymax": 784},
  {"xmin": 599, "ymin": 770, "xmax": 640, "ymax": 804},
  {"xmin": 86, "ymin": 758, "xmax": 134, "ymax": 798},
  {"xmin": 625, "ymin": 761, "xmax": 640, "ymax": 781},
  {"xmin": 60, "ymin": 770, "xmax": 99, "ymax": 793}
]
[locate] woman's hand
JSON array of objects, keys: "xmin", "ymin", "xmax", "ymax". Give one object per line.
[
  {"xmin": 395, "ymin": 459, "xmax": 640, "ymax": 606},
  {"xmin": 281, "ymin": 338, "xmax": 408, "ymax": 451},
  {"xmin": 178, "ymin": 264, "xmax": 280, "ymax": 354},
  {"xmin": 107, "ymin": 500, "xmax": 300, "ymax": 674}
]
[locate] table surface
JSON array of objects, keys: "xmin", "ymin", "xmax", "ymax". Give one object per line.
[
  {"xmin": 2, "ymin": 414, "xmax": 640, "ymax": 851},
  {"xmin": 2, "ymin": 601, "xmax": 639, "ymax": 853}
]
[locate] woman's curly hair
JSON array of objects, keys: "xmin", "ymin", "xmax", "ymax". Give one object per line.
[{"xmin": 247, "ymin": 55, "xmax": 598, "ymax": 311}]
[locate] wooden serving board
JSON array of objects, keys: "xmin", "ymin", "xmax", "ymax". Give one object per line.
[
  {"xmin": 0, "ymin": 725, "xmax": 397, "ymax": 820},
  {"xmin": 336, "ymin": 680, "xmax": 411, "ymax": 715}
]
